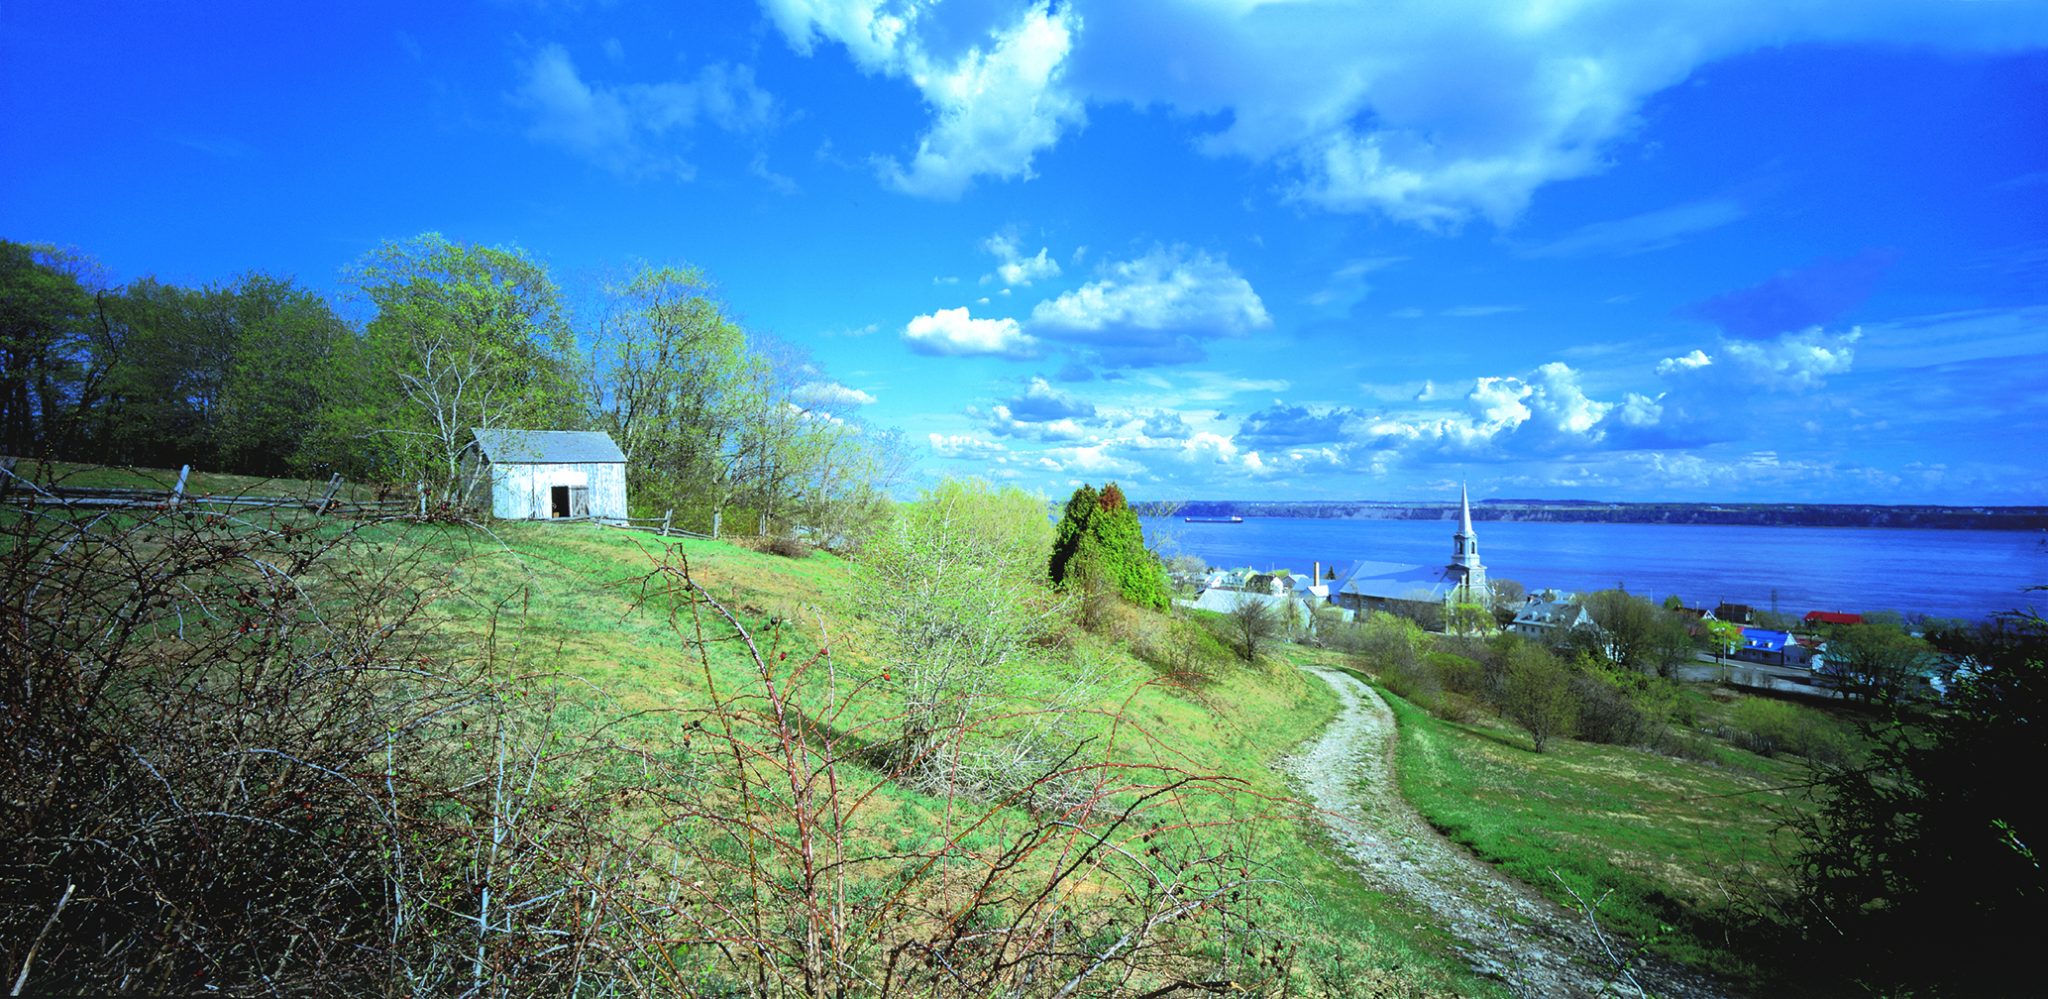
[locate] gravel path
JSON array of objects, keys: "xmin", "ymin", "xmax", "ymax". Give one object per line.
[{"xmin": 1282, "ymin": 665, "xmax": 1731, "ymax": 999}]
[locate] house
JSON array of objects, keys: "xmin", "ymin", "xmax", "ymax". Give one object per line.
[
  {"xmin": 472, "ymin": 429, "xmax": 628, "ymax": 522},
  {"xmin": 1804, "ymin": 610, "xmax": 1864, "ymax": 628},
  {"xmin": 1714, "ymin": 603, "xmax": 1755, "ymax": 626},
  {"xmin": 1184, "ymin": 586, "xmax": 1314, "ymax": 630},
  {"xmin": 1510, "ymin": 590, "xmax": 1600, "ymax": 643},
  {"xmin": 1734, "ymin": 628, "xmax": 1795, "ymax": 666}
]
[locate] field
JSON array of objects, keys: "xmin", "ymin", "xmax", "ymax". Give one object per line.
[
  {"xmin": 1372, "ymin": 679, "xmax": 1820, "ymax": 987},
  {"xmin": 9, "ymin": 461, "xmax": 1865, "ymax": 994}
]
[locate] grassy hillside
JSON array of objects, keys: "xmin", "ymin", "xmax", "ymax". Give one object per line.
[
  {"xmin": 376, "ymin": 518, "xmax": 1506, "ymax": 996},
  {"xmin": 1371, "ymin": 678, "xmax": 1813, "ymax": 987}
]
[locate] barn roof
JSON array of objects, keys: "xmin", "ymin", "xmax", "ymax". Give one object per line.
[{"xmin": 473, "ymin": 429, "xmax": 626, "ymax": 464}]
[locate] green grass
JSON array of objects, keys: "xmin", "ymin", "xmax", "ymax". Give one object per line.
[
  {"xmin": 1368, "ymin": 675, "xmax": 1812, "ymax": 987},
  {"xmin": 339, "ymin": 516, "xmax": 1502, "ymax": 995}
]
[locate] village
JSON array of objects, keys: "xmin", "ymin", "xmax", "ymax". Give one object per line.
[{"xmin": 1173, "ymin": 486, "xmax": 1967, "ymax": 702}]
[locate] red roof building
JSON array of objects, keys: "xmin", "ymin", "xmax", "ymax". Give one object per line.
[{"xmin": 1804, "ymin": 610, "xmax": 1864, "ymax": 626}]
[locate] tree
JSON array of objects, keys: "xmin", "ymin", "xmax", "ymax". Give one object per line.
[
  {"xmin": 1489, "ymin": 577, "xmax": 1527, "ymax": 626},
  {"xmin": 344, "ymin": 233, "xmax": 582, "ymax": 502},
  {"xmin": 1662, "ymin": 593, "xmax": 1684, "ymax": 612},
  {"xmin": 1048, "ymin": 482, "xmax": 1171, "ymax": 610},
  {"xmin": 1703, "ymin": 618, "xmax": 1743, "ymax": 664},
  {"xmin": 1579, "ymin": 589, "xmax": 1691, "ymax": 675},
  {"xmin": 1793, "ymin": 606, "xmax": 2048, "ymax": 992},
  {"xmin": 1445, "ymin": 600, "xmax": 1493, "ymax": 636},
  {"xmin": 0, "ymin": 241, "xmax": 106, "ymax": 457},
  {"xmin": 1224, "ymin": 591, "xmax": 1280, "ymax": 663},
  {"xmin": 1825, "ymin": 621, "xmax": 1932, "ymax": 705},
  {"xmin": 1503, "ymin": 643, "xmax": 1578, "ymax": 752},
  {"xmin": 862, "ymin": 478, "xmax": 1066, "ymax": 792}
]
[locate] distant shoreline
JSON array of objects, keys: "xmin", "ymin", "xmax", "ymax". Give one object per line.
[{"xmin": 1147, "ymin": 500, "xmax": 2048, "ymax": 532}]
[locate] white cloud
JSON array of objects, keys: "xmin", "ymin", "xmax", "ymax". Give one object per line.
[
  {"xmin": 902, "ymin": 306, "xmax": 1039, "ymax": 358},
  {"xmin": 928, "ymin": 432, "xmax": 1006, "ymax": 457},
  {"xmin": 984, "ymin": 232, "xmax": 1062, "ymax": 286},
  {"xmin": 1722, "ymin": 327, "xmax": 1861, "ymax": 388},
  {"xmin": 1027, "ymin": 247, "xmax": 1271, "ymax": 365},
  {"xmin": 513, "ymin": 44, "xmax": 776, "ymax": 177},
  {"xmin": 769, "ymin": 1, "xmax": 2048, "ymax": 225},
  {"xmin": 768, "ymin": 1, "xmax": 1082, "ymax": 198},
  {"xmin": 1656, "ymin": 348, "xmax": 1713, "ymax": 374},
  {"xmin": 792, "ymin": 381, "xmax": 877, "ymax": 407}
]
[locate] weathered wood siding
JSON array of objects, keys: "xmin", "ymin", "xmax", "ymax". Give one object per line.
[{"xmin": 486, "ymin": 461, "xmax": 628, "ymax": 521}]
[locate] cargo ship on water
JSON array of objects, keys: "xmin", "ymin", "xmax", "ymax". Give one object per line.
[{"xmin": 1183, "ymin": 515, "xmax": 1244, "ymax": 524}]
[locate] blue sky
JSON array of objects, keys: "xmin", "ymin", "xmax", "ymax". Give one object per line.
[{"xmin": 4, "ymin": 1, "xmax": 2046, "ymax": 503}]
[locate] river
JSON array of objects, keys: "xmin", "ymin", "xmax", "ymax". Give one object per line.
[{"xmin": 1141, "ymin": 516, "xmax": 2045, "ymax": 621}]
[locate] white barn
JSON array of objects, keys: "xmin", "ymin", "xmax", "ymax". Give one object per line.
[{"xmin": 471, "ymin": 429, "xmax": 628, "ymax": 522}]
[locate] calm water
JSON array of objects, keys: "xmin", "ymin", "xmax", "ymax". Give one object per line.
[{"xmin": 1142, "ymin": 516, "xmax": 2046, "ymax": 621}]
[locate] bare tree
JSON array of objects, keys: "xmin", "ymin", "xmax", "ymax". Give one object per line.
[{"xmin": 1226, "ymin": 591, "xmax": 1280, "ymax": 663}]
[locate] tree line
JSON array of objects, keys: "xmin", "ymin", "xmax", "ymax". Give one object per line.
[{"xmin": 0, "ymin": 234, "xmax": 904, "ymax": 538}]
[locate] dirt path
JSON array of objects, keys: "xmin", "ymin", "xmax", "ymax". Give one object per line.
[{"xmin": 1282, "ymin": 665, "xmax": 1730, "ymax": 998}]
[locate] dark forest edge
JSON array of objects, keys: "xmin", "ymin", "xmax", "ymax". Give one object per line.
[{"xmin": 1154, "ymin": 499, "xmax": 2048, "ymax": 531}]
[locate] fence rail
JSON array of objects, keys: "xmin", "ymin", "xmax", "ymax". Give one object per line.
[
  {"xmin": 606, "ymin": 508, "xmax": 711, "ymax": 540},
  {"xmin": 1, "ymin": 464, "xmax": 430, "ymax": 518}
]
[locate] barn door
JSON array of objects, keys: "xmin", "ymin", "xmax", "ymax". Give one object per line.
[
  {"xmin": 550, "ymin": 485, "xmax": 570, "ymax": 518},
  {"xmin": 569, "ymin": 486, "xmax": 590, "ymax": 518}
]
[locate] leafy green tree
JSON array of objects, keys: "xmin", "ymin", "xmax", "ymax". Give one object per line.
[
  {"xmin": 0, "ymin": 241, "xmax": 106, "ymax": 456},
  {"xmin": 1445, "ymin": 600, "xmax": 1493, "ymax": 636},
  {"xmin": 1826, "ymin": 621, "xmax": 1932, "ymax": 705},
  {"xmin": 342, "ymin": 233, "xmax": 582, "ymax": 501},
  {"xmin": 1048, "ymin": 482, "xmax": 1171, "ymax": 610},
  {"xmin": 1503, "ymin": 643, "xmax": 1578, "ymax": 752},
  {"xmin": 1793, "ymin": 607, "xmax": 2048, "ymax": 992},
  {"xmin": 1703, "ymin": 618, "xmax": 1743, "ymax": 663}
]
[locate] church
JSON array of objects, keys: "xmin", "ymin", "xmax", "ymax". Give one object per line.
[{"xmin": 1328, "ymin": 484, "xmax": 1492, "ymax": 620}]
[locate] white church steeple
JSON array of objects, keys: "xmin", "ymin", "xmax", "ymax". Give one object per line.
[{"xmin": 1448, "ymin": 482, "xmax": 1488, "ymax": 600}]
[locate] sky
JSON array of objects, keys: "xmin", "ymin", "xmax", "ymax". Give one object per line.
[{"xmin": 4, "ymin": 1, "xmax": 2046, "ymax": 504}]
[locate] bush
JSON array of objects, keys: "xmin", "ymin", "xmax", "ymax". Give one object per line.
[
  {"xmin": 1569, "ymin": 668, "xmax": 1666, "ymax": 747},
  {"xmin": 1722, "ymin": 697, "xmax": 1854, "ymax": 764},
  {"xmin": 765, "ymin": 534, "xmax": 813, "ymax": 558}
]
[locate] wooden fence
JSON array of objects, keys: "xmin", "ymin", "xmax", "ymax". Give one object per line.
[
  {"xmin": 1, "ymin": 465, "xmax": 420, "ymax": 517},
  {"xmin": 605, "ymin": 508, "xmax": 712, "ymax": 540}
]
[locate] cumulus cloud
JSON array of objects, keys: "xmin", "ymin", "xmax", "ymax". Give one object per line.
[
  {"xmin": 1656, "ymin": 349, "xmax": 1713, "ymax": 375},
  {"xmin": 1027, "ymin": 247, "xmax": 1271, "ymax": 365},
  {"xmin": 984, "ymin": 232, "xmax": 1062, "ymax": 286},
  {"xmin": 513, "ymin": 44, "xmax": 776, "ymax": 176},
  {"xmin": 768, "ymin": 1, "xmax": 2048, "ymax": 226},
  {"xmin": 792, "ymin": 381, "xmax": 877, "ymax": 407},
  {"xmin": 1722, "ymin": 327, "xmax": 1861, "ymax": 388},
  {"xmin": 928, "ymin": 432, "xmax": 1007, "ymax": 458},
  {"xmin": 903, "ymin": 306, "xmax": 1039, "ymax": 358},
  {"xmin": 767, "ymin": 1, "xmax": 1082, "ymax": 198},
  {"xmin": 1000, "ymin": 376, "xmax": 1096, "ymax": 422}
]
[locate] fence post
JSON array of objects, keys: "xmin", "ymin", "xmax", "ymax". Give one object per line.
[
  {"xmin": 416, "ymin": 481, "xmax": 427, "ymax": 516},
  {"xmin": 315, "ymin": 473, "xmax": 343, "ymax": 514},
  {"xmin": 169, "ymin": 465, "xmax": 190, "ymax": 508},
  {"xmin": 660, "ymin": 508, "xmax": 672, "ymax": 537}
]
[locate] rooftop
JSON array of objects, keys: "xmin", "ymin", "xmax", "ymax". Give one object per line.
[{"xmin": 473, "ymin": 429, "xmax": 626, "ymax": 465}]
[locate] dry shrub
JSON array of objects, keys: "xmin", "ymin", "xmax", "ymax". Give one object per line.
[
  {"xmin": 0, "ymin": 503, "xmax": 629, "ymax": 995},
  {"xmin": 765, "ymin": 534, "xmax": 813, "ymax": 559}
]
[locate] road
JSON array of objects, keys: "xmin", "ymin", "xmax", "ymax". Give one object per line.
[{"xmin": 1283, "ymin": 665, "xmax": 1732, "ymax": 998}]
